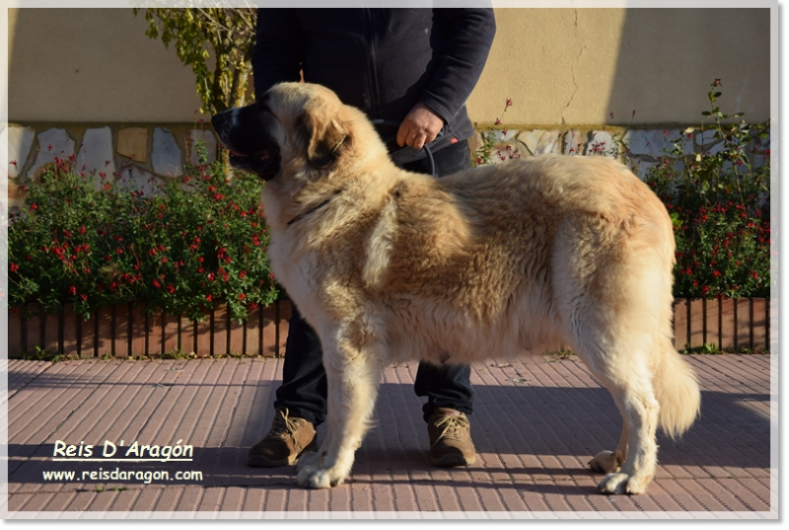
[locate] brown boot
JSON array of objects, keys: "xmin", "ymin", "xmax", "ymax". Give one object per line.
[
  {"xmin": 427, "ymin": 407, "xmax": 477, "ymax": 467},
  {"xmin": 247, "ymin": 407, "xmax": 318, "ymax": 467}
]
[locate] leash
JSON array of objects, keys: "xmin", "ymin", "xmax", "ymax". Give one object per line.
[{"xmin": 370, "ymin": 119, "xmax": 441, "ymax": 178}]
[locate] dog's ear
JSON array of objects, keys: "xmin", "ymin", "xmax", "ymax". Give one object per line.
[{"xmin": 299, "ymin": 103, "xmax": 349, "ymax": 170}]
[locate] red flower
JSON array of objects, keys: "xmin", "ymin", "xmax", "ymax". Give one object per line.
[
  {"xmin": 69, "ymin": 285, "xmax": 77, "ymax": 295},
  {"xmin": 752, "ymin": 271, "xmax": 759, "ymax": 279},
  {"xmin": 238, "ymin": 293, "xmax": 246, "ymax": 301},
  {"xmin": 161, "ymin": 257, "xmax": 168, "ymax": 263},
  {"xmin": 10, "ymin": 263, "xmax": 19, "ymax": 272},
  {"xmin": 80, "ymin": 294, "xmax": 88, "ymax": 301},
  {"xmin": 205, "ymin": 294, "xmax": 213, "ymax": 302},
  {"xmin": 152, "ymin": 280, "xmax": 161, "ymax": 288},
  {"xmin": 239, "ymin": 270, "xmax": 247, "ymax": 279},
  {"xmin": 712, "ymin": 270, "xmax": 721, "ymax": 277},
  {"xmin": 30, "ymin": 203, "xmax": 38, "ymax": 211}
]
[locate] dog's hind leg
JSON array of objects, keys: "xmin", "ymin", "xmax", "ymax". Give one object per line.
[
  {"xmin": 568, "ymin": 319, "xmax": 659, "ymax": 494},
  {"xmin": 296, "ymin": 333, "xmax": 382, "ymax": 489},
  {"xmin": 590, "ymin": 364, "xmax": 659, "ymax": 495}
]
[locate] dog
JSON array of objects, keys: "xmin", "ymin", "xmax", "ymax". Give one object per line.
[{"xmin": 212, "ymin": 82, "xmax": 701, "ymax": 495}]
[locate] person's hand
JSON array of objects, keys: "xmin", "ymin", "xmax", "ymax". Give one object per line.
[{"xmin": 396, "ymin": 103, "xmax": 444, "ymax": 150}]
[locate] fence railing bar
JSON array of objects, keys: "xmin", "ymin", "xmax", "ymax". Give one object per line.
[
  {"xmin": 732, "ymin": 299, "xmax": 740, "ymax": 350},
  {"xmin": 718, "ymin": 297, "xmax": 723, "ymax": 350},
  {"xmin": 766, "ymin": 299, "xmax": 770, "ymax": 350},
  {"xmin": 749, "ymin": 298, "xmax": 754, "ymax": 349},
  {"xmin": 702, "ymin": 298, "xmax": 707, "ymax": 346}
]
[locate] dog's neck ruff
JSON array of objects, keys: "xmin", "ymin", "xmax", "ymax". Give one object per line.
[{"xmin": 286, "ymin": 189, "xmax": 344, "ymax": 226}]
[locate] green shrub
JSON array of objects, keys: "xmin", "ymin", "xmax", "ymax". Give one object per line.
[
  {"xmin": 642, "ymin": 80, "xmax": 770, "ymax": 298},
  {"xmin": 9, "ymin": 145, "xmax": 278, "ymax": 322}
]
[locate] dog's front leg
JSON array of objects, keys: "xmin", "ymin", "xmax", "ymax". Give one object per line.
[{"xmin": 296, "ymin": 334, "xmax": 382, "ymax": 489}]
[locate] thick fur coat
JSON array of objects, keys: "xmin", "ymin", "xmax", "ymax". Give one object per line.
[{"xmin": 212, "ymin": 82, "xmax": 701, "ymax": 495}]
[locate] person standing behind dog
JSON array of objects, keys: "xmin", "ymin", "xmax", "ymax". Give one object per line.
[{"xmin": 246, "ymin": 7, "xmax": 496, "ymax": 469}]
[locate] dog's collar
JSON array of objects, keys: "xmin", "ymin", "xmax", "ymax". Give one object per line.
[{"xmin": 286, "ymin": 189, "xmax": 344, "ymax": 226}]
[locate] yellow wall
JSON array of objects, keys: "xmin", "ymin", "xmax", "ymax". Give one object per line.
[
  {"xmin": 8, "ymin": 8, "xmax": 771, "ymax": 127},
  {"xmin": 469, "ymin": 8, "xmax": 770, "ymax": 128},
  {"xmin": 8, "ymin": 8, "xmax": 206, "ymax": 123}
]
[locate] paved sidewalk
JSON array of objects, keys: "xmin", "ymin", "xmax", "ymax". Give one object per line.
[{"xmin": 2, "ymin": 353, "xmax": 776, "ymax": 519}]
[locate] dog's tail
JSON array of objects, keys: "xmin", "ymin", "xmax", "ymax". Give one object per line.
[{"xmin": 652, "ymin": 336, "xmax": 701, "ymax": 439}]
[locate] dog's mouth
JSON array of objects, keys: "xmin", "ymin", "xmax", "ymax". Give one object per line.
[
  {"xmin": 227, "ymin": 148, "xmax": 269, "ymax": 161},
  {"xmin": 223, "ymin": 144, "xmax": 280, "ymax": 181}
]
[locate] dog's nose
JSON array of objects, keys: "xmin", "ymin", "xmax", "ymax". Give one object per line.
[{"xmin": 212, "ymin": 108, "xmax": 244, "ymax": 140}]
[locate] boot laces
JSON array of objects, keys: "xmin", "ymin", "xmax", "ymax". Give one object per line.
[
  {"xmin": 269, "ymin": 408, "xmax": 305, "ymax": 451},
  {"xmin": 434, "ymin": 413, "xmax": 469, "ymax": 441}
]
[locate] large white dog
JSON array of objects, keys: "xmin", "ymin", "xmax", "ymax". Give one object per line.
[{"xmin": 212, "ymin": 82, "xmax": 701, "ymax": 495}]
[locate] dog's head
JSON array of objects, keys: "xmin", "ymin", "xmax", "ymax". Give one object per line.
[{"xmin": 212, "ymin": 83, "xmax": 367, "ymax": 182}]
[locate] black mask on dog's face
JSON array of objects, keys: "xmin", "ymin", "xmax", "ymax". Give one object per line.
[{"xmin": 212, "ymin": 103, "xmax": 281, "ymax": 181}]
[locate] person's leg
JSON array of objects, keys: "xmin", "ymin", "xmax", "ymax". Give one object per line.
[
  {"xmin": 248, "ymin": 305, "xmax": 325, "ymax": 467},
  {"xmin": 413, "ymin": 361, "xmax": 473, "ymax": 420},
  {"xmin": 401, "ymin": 139, "xmax": 477, "ymax": 467},
  {"xmin": 273, "ymin": 304, "xmax": 327, "ymax": 426}
]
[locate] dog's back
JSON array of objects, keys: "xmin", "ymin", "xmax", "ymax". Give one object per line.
[{"xmin": 370, "ymin": 155, "xmax": 674, "ymax": 361}]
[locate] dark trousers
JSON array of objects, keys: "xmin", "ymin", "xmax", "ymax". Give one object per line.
[{"xmin": 274, "ymin": 139, "xmax": 475, "ymax": 425}]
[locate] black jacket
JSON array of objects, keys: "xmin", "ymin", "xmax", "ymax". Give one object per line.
[{"xmin": 252, "ymin": 8, "xmax": 496, "ymax": 162}]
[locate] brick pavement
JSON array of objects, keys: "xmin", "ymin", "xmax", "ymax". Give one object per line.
[{"xmin": 1, "ymin": 353, "xmax": 776, "ymax": 519}]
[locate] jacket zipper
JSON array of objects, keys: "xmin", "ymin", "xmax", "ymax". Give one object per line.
[{"xmin": 363, "ymin": 8, "xmax": 381, "ymax": 118}]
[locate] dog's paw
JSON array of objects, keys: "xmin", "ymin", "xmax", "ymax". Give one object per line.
[
  {"xmin": 296, "ymin": 465, "xmax": 345, "ymax": 489},
  {"xmin": 597, "ymin": 472, "xmax": 649, "ymax": 495},
  {"xmin": 588, "ymin": 451, "xmax": 622, "ymax": 474}
]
